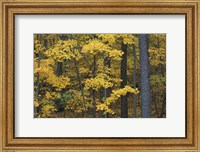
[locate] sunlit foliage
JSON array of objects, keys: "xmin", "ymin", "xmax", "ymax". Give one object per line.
[{"xmin": 34, "ymin": 34, "xmax": 166, "ymax": 118}]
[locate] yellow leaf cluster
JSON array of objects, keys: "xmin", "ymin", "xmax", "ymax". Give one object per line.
[
  {"xmin": 34, "ymin": 101, "xmax": 39, "ymax": 107},
  {"xmin": 45, "ymin": 47, "xmax": 71, "ymax": 61},
  {"xmin": 45, "ymin": 40, "xmax": 82, "ymax": 62},
  {"xmin": 96, "ymin": 103, "xmax": 115, "ymax": 114},
  {"xmin": 96, "ymin": 86, "xmax": 139, "ymax": 113},
  {"xmin": 79, "ymin": 67, "xmax": 89, "ymax": 74},
  {"xmin": 46, "ymin": 75, "xmax": 70, "ymax": 91},
  {"xmin": 97, "ymin": 34, "xmax": 116, "ymax": 44},
  {"xmin": 34, "ymin": 40, "xmax": 46, "ymax": 54},
  {"xmin": 149, "ymin": 47, "xmax": 166, "ymax": 66},
  {"xmin": 34, "ymin": 58, "xmax": 54, "ymax": 76},
  {"xmin": 106, "ymin": 49, "xmax": 124, "ymax": 60},
  {"xmin": 45, "ymin": 91, "xmax": 61, "ymax": 100},
  {"xmin": 84, "ymin": 73, "xmax": 113, "ymax": 91},
  {"xmin": 82, "ymin": 39, "xmax": 123, "ymax": 60},
  {"xmin": 96, "ymin": 59, "xmax": 111, "ymax": 74},
  {"xmin": 34, "ymin": 67, "xmax": 50, "ymax": 74},
  {"xmin": 118, "ymin": 34, "xmax": 135, "ymax": 45},
  {"xmin": 41, "ymin": 105, "xmax": 57, "ymax": 117},
  {"xmin": 34, "ymin": 58, "xmax": 70, "ymax": 92},
  {"xmin": 82, "ymin": 39, "xmax": 110, "ymax": 55},
  {"xmin": 106, "ymin": 86, "xmax": 139, "ymax": 105}
]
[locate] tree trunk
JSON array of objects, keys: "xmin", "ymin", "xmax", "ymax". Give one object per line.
[
  {"xmin": 73, "ymin": 59, "xmax": 87, "ymax": 118},
  {"xmin": 103, "ymin": 56, "xmax": 111, "ymax": 118},
  {"xmin": 139, "ymin": 34, "xmax": 151, "ymax": 118},
  {"xmin": 59, "ymin": 35, "xmax": 69, "ymax": 116},
  {"xmin": 121, "ymin": 42, "xmax": 128, "ymax": 118},
  {"xmin": 157, "ymin": 36, "xmax": 166, "ymax": 118},
  {"xmin": 133, "ymin": 44, "xmax": 137, "ymax": 118},
  {"xmin": 55, "ymin": 62, "xmax": 63, "ymax": 112},
  {"xmin": 103, "ymin": 55, "xmax": 107, "ymax": 118},
  {"xmin": 92, "ymin": 55, "xmax": 96, "ymax": 118},
  {"xmin": 53, "ymin": 35, "xmax": 64, "ymax": 113},
  {"xmin": 56, "ymin": 62, "xmax": 62, "ymax": 76},
  {"xmin": 159, "ymin": 94, "xmax": 166, "ymax": 118},
  {"xmin": 154, "ymin": 94, "xmax": 159, "ymax": 117},
  {"xmin": 34, "ymin": 34, "xmax": 42, "ymax": 117}
]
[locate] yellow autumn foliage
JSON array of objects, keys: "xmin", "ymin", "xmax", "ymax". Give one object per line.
[
  {"xmin": 96, "ymin": 86, "xmax": 139, "ymax": 114},
  {"xmin": 96, "ymin": 103, "xmax": 115, "ymax": 115},
  {"xmin": 34, "ymin": 34, "xmax": 165, "ymax": 118},
  {"xmin": 34, "ymin": 58, "xmax": 70, "ymax": 91},
  {"xmin": 82, "ymin": 39, "xmax": 123, "ymax": 60},
  {"xmin": 34, "ymin": 40, "xmax": 46, "ymax": 54},
  {"xmin": 149, "ymin": 47, "xmax": 166, "ymax": 66},
  {"xmin": 34, "ymin": 101, "xmax": 39, "ymax": 107},
  {"xmin": 41, "ymin": 105, "xmax": 57, "ymax": 117},
  {"xmin": 45, "ymin": 91, "xmax": 61, "ymax": 100},
  {"xmin": 116, "ymin": 34, "xmax": 135, "ymax": 45},
  {"xmin": 82, "ymin": 39, "xmax": 110, "ymax": 55},
  {"xmin": 106, "ymin": 86, "xmax": 139, "ymax": 105},
  {"xmin": 84, "ymin": 73, "xmax": 113, "ymax": 91},
  {"xmin": 46, "ymin": 75, "xmax": 70, "ymax": 91},
  {"xmin": 97, "ymin": 34, "xmax": 116, "ymax": 44},
  {"xmin": 45, "ymin": 40, "xmax": 83, "ymax": 62},
  {"xmin": 106, "ymin": 49, "xmax": 124, "ymax": 60}
]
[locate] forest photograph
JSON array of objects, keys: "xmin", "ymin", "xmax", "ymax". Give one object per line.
[{"xmin": 34, "ymin": 34, "xmax": 166, "ymax": 118}]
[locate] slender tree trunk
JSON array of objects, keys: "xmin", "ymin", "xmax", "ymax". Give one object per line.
[
  {"xmin": 35, "ymin": 34, "xmax": 42, "ymax": 117},
  {"xmin": 99, "ymin": 89, "xmax": 104, "ymax": 118},
  {"xmin": 121, "ymin": 42, "xmax": 128, "ymax": 118},
  {"xmin": 56, "ymin": 62, "xmax": 62, "ymax": 76},
  {"xmin": 159, "ymin": 64, "xmax": 166, "ymax": 118},
  {"xmin": 139, "ymin": 34, "xmax": 151, "ymax": 118},
  {"xmin": 92, "ymin": 55, "xmax": 96, "ymax": 118},
  {"xmin": 154, "ymin": 94, "xmax": 159, "ymax": 117},
  {"xmin": 59, "ymin": 35, "xmax": 69, "ymax": 116},
  {"xmin": 102, "ymin": 56, "xmax": 111, "ymax": 118},
  {"xmin": 53, "ymin": 35, "xmax": 64, "ymax": 112},
  {"xmin": 133, "ymin": 44, "xmax": 137, "ymax": 118},
  {"xmin": 73, "ymin": 59, "xmax": 87, "ymax": 118},
  {"xmin": 44, "ymin": 35, "xmax": 48, "ymax": 49},
  {"xmin": 159, "ymin": 94, "xmax": 166, "ymax": 118},
  {"xmin": 103, "ymin": 55, "xmax": 107, "ymax": 118},
  {"xmin": 56, "ymin": 62, "xmax": 63, "ymax": 112},
  {"xmin": 157, "ymin": 36, "xmax": 166, "ymax": 118},
  {"xmin": 105, "ymin": 58, "xmax": 111, "ymax": 118}
]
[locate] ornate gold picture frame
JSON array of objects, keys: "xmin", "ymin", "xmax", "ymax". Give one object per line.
[{"xmin": 0, "ymin": 0, "xmax": 200, "ymax": 151}]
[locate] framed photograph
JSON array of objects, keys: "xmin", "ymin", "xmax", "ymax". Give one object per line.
[{"xmin": 0, "ymin": 0, "xmax": 199, "ymax": 151}]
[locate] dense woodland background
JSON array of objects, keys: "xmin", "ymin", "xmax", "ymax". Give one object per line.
[{"xmin": 34, "ymin": 34, "xmax": 166, "ymax": 118}]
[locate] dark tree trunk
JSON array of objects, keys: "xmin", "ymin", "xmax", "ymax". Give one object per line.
[
  {"xmin": 121, "ymin": 42, "xmax": 128, "ymax": 118},
  {"xmin": 157, "ymin": 36, "xmax": 166, "ymax": 118},
  {"xmin": 44, "ymin": 36, "xmax": 48, "ymax": 49},
  {"xmin": 154, "ymin": 94, "xmax": 159, "ymax": 117},
  {"xmin": 103, "ymin": 55, "xmax": 107, "ymax": 118},
  {"xmin": 73, "ymin": 59, "xmax": 87, "ymax": 118},
  {"xmin": 104, "ymin": 57, "xmax": 111, "ymax": 118},
  {"xmin": 56, "ymin": 62, "xmax": 62, "ymax": 76},
  {"xmin": 159, "ymin": 94, "xmax": 166, "ymax": 118},
  {"xmin": 139, "ymin": 34, "xmax": 151, "ymax": 118},
  {"xmin": 55, "ymin": 62, "xmax": 63, "ymax": 112},
  {"xmin": 133, "ymin": 44, "xmax": 137, "ymax": 118},
  {"xmin": 58, "ymin": 35, "xmax": 68, "ymax": 115},
  {"xmin": 92, "ymin": 55, "xmax": 96, "ymax": 118},
  {"xmin": 57, "ymin": 34, "xmax": 68, "ymax": 77},
  {"xmin": 35, "ymin": 34, "xmax": 42, "ymax": 117}
]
